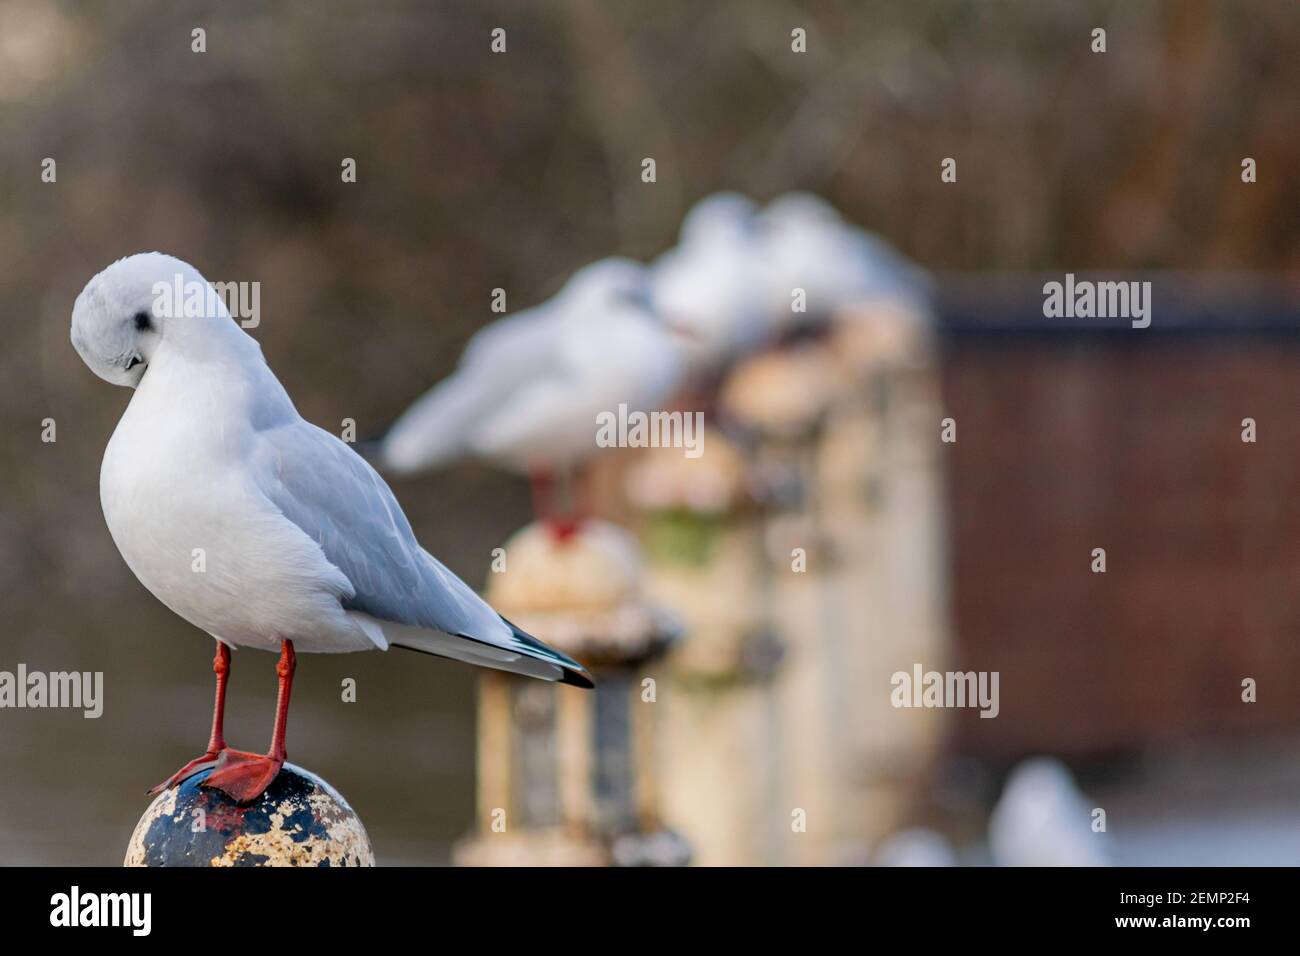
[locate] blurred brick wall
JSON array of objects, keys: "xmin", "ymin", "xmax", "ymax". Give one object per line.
[{"xmin": 942, "ymin": 324, "xmax": 1300, "ymax": 758}]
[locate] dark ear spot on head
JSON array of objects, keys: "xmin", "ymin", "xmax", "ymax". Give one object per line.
[{"xmin": 133, "ymin": 310, "xmax": 153, "ymax": 332}]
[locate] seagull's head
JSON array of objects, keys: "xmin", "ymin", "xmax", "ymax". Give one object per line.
[
  {"xmin": 760, "ymin": 191, "xmax": 842, "ymax": 230},
  {"xmin": 71, "ymin": 252, "xmax": 207, "ymax": 388},
  {"xmin": 678, "ymin": 191, "xmax": 758, "ymax": 245},
  {"xmin": 562, "ymin": 257, "xmax": 653, "ymax": 313}
]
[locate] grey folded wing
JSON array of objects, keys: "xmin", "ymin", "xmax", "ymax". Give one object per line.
[{"xmin": 255, "ymin": 419, "xmax": 591, "ymax": 686}]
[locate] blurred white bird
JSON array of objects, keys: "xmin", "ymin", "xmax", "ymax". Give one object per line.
[
  {"xmin": 651, "ymin": 191, "xmax": 929, "ymax": 376},
  {"xmin": 71, "ymin": 253, "xmax": 592, "ymax": 805},
  {"xmin": 757, "ymin": 191, "xmax": 930, "ymax": 337},
  {"xmin": 988, "ymin": 757, "xmax": 1109, "ymax": 866},
  {"xmin": 379, "ymin": 257, "xmax": 686, "ymax": 529},
  {"xmin": 872, "ymin": 828, "xmax": 958, "ymax": 867},
  {"xmin": 650, "ymin": 192, "xmax": 767, "ymax": 374}
]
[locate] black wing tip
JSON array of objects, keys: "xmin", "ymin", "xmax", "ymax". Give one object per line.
[
  {"xmin": 558, "ymin": 665, "xmax": 596, "ymax": 689},
  {"xmin": 501, "ymin": 615, "xmax": 596, "ymax": 690}
]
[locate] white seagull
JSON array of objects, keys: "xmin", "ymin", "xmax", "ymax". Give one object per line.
[
  {"xmin": 988, "ymin": 757, "xmax": 1109, "ymax": 866},
  {"xmin": 649, "ymin": 192, "xmax": 768, "ymax": 374},
  {"xmin": 379, "ymin": 257, "xmax": 685, "ymax": 530},
  {"xmin": 71, "ymin": 253, "xmax": 593, "ymax": 805},
  {"xmin": 757, "ymin": 192, "xmax": 929, "ymax": 335}
]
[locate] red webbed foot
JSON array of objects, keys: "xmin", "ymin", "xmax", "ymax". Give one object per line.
[
  {"xmin": 199, "ymin": 749, "xmax": 284, "ymax": 804},
  {"xmin": 147, "ymin": 751, "xmax": 223, "ymax": 796}
]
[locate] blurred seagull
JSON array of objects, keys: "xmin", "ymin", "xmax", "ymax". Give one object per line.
[
  {"xmin": 379, "ymin": 257, "xmax": 686, "ymax": 532},
  {"xmin": 71, "ymin": 253, "xmax": 593, "ymax": 805},
  {"xmin": 872, "ymin": 828, "xmax": 958, "ymax": 867},
  {"xmin": 650, "ymin": 192, "xmax": 767, "ymax": 374},
  {"xmin": 988, "ymin": 757, "xmax": 1108, "ymax": 866},
  {"xmin": 757, "ymin": 192, "xmax": 930, "ymax": 336}
]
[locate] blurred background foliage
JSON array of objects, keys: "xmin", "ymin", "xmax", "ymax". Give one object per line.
[{"xmin": 0, "ymin": 0, "xmax": 1296, "ymax": 862}]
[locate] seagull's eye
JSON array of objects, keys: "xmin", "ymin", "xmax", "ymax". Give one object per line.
[
  {"xmin": 133, "ymin": 310, "xmax": 153, "ymax": 332},
  {"xmin": 125, "ymin": 356, "xmax": 142, "ymax": 371}
]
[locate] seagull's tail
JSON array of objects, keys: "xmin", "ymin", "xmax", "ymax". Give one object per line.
[
  {"xmin": 379, "ymin": 614, "xmax": 594, "ymax": 689},
  {"xmin": 500, "ymin": 616, "xmax": 595, "ymax": 689}
]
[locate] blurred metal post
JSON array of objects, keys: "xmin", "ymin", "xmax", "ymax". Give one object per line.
[
  {"xmin": 702, "ymin": 293, "xmax": 951, "ymax": 864},
  {"xmin": 454, "ymin": 520, "xmax": 689, "ymax": 866},
  {"xmin": 623, "ymin": 428, "xmax": 787, "ymax": 865}
]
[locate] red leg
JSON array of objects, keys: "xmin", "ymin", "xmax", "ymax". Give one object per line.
[
  {"xmin": 201, "ymin": 641, "xmax": 294, "ymax": 805},
  {"xmin": 148, "ymin": 641, "xmax": 231, "ymax": 795},
  {"xmin": 529, "ymin": 468, "xmax": 553, "ymax": 524},
  {"xmin": 207, "ymin": 641, "xmax": 230, "ymax": 753},
  {"xmin": 268, "ymin": 639, "xmax": 296, "ymax": 763},
  {"xmin": 533, "ymin": 467, "xmax": 582, "ymax": 539},
  {"xmin": 548, "ymin": 466, "xmax": 585, "ymax": 541}
]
